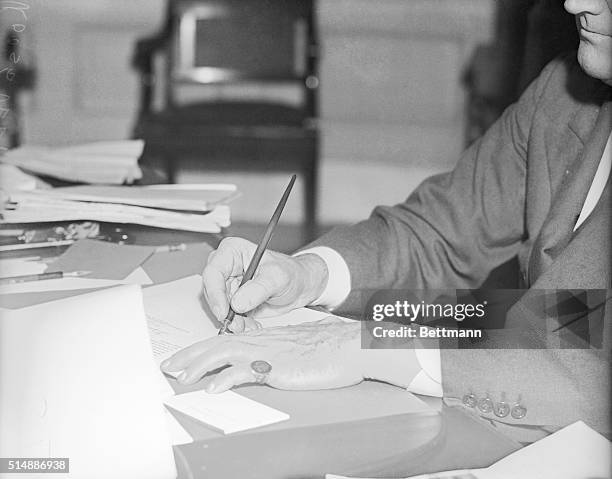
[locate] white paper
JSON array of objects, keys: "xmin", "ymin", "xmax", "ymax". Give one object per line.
[
  {"xmin": 0, "ymin": 277, "xmax": 127, "ymax": 295},
  {"xmin": 0, "ymin": 285, "xmax": 177, "ymax": 479},
  {"xmin": 263, "ymin": 305, "xmax": 334, "ymax": 327},
  {"xmin": 143, "ymin": 276, "xmax": 218, "ymax": 373},
  {"xmin": 36, "ymin": 184, "xmax": 239, "ymax": 212},
  {"xmin": 0, "ymin": 163, "xmax": 38, "ymax": 191},
  {"xmin": 1, "ymin": 140, "xmax": 143, "ymax": 184},
  {"xmin": 0, "ymin": 258, "xmax": 47, "ymax": 278},
  {"xmin": 2, "ymin": 193, "xmax": 230, "ymax": 233},
  {"xmin": 124, "ymin": 267, "xmax": 154, "ymax": 285},
  {"xmin": 164, "ymin": 389, "xmax": 290, "ymax": 434},
  {"xmin": 325, "ymin": 471, "xmax": 484, "ymax": 479},
  {"xmin": 163, "ymin": 409, "xmax": 193, "ymax": 446},
  {"xmin": 481, "ymin": 421, "xmax": 611, "ymax": 479}
]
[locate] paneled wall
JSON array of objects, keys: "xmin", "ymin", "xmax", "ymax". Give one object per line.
[{"xmin": 9, "ymin": 0, "xmax": 495, "ymax": 224}]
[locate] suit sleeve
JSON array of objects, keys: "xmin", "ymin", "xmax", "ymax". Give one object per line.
[{"xmin": 306, "ymin": 58, "xmax": 560, "ymax": 315}]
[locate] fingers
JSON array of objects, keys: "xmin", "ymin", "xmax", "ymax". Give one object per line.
[
  {"xmin": 228, "ymin": 315, "xmax": 261, "ymax": 333},
  {"xmin": 230, "ymin": 262, "xmax": 291, "ymax": 313},
  {"xmin": 202, "ymin": 238, "xmax": 256, "ymax": 320},
  {"xmin": 178, "ymin": 349, "xmax": 237, "ymax": 385},
  {"xmin": 205, "ymin": 364, "xmax": 255, "ymax": 393},
  {"xmin": 160, "ymin": 336, "xmax": 221, "ymax": 373}
]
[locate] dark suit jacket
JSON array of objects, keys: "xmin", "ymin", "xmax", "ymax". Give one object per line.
[{"xmin": 308, "ymin": 54, "xmax": 611, "ymax": 437}]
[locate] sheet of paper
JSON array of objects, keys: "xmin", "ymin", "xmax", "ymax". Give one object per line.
[
  {"xmin": 325, "ymin": 471, "xmax": 484, "ymax": 479},
  {"xmin": 143, "ymin": 275, "xmax": 218, "ymax": 374},
  {"xmin": 164, "ymin": 390, "xmax": 290, "ymax": 434},
  {"xmin": 480, "ymin": 421, "xmax": 611, "ymax": 479},
  {"xmin": 124, "ymin": 267, "xmax": 154, "ymax": 285},
  {"xmin": 3, "ymin": 193, "xmax": 231, "ymax": 233},
  {"xmin": 0, "ymin": 163, "xmax": 38, "ymax": 191},
  {"xmin": 38, "ymin": 184, "xmax": 239, "ymax": 212},
  {"xmin": 1, "ymin": 140, "xmax": 143, "ymax": 184},
  {"xmin": 47, "ymin": 239, "xmax": 155, "ymax": 280},
  {"xmin": 0, "ymin": 285, "xmax": 177, "ymax": 478},
  {"xmin": 163, "ymin": 409, "xmax": 193, "ymax": 446},
  {"xmin": 0, "ymin": 277, "xmax": 127, "ymax": 295},
  {"xmin": 0, "ymin": 258, "xmax": 47, "ymax": 278}
]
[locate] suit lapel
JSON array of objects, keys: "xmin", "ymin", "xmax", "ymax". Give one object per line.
[
  {"xmin": 528, "ymin": 101, "xmax": 612, "ymax": 286},
  {"xmin": 531, "ymin": 177, "xmax": 611, "ymax": 290}
]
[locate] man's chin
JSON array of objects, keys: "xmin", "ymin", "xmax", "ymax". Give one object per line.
[{"xmin": 576, "ymin": 43, "xmax": 612, "ymax": 85}]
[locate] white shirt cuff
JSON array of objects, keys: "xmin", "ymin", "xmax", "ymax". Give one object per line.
[
  {"xmin": 408, "ymin": 347, "xmax": 443, "ymax": 397},
  {"xmin": 293, "ymin": 246, "xmax": 351, "ymax": 310}
]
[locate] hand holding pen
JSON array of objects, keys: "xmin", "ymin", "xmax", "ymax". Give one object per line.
[{"xmin": 204, "ymin": 175, "xmax": 329, "ymax": 334}]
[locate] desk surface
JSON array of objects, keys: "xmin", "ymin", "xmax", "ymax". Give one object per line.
[{"xmin": 3, "ymin": 227, "xmax": 521, "ymax": 478}]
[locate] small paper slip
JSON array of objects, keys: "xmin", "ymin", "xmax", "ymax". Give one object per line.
[{"xmin": 164, "ymin": 390, "xmax": 290, "ymax": 434}]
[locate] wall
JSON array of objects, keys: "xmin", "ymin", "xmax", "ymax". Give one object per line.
[{"xmin": 9, "ymin": 0, "xmax": 495, "ymax": 224}]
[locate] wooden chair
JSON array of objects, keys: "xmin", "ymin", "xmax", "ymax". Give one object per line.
[{"xmin": 131, "ymin": 0, "xmax": 320, "ymax": 240}]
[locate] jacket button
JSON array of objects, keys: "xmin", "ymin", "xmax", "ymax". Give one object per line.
[
  {"xmin": 494, "ymin": 401, "xmax": 510, "ymax": 418},
  {"xmin": 462, "ymin": 393, "xmax": 477, "ymax": 408},
  {"xmin": 511, "ymin": 404, "xmax": 527, "ymax": 419},
  {"xmin": 477, "ymin": 396, "xmax": 494, "ymax": 413}
]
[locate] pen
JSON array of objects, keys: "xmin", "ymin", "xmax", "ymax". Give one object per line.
[
  {"xmin": 0, "ymin": 270, "xmax": 92, "ymax": 285},
  {"xmin": 218, "ymin": 174, "xmax": 297, "ymax": 335}
]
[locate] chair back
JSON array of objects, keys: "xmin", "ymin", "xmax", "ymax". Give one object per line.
[{"xmin": 166, "ymin": 0, "xmax": 318, "ymax": 114}]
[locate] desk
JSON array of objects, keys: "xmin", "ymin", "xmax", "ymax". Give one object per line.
[{"xmin": 2, "ymin": 226, "xmax": 521, "ymax": 478}]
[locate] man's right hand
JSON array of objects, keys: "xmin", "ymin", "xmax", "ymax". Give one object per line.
[{"xmin": 202, "ymin": 237, "xmax": 329, "ymax": 333}]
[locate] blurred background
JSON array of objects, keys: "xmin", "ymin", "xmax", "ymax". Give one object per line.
[{"xmin": 0, "ymin": 0, "xmax": 577, "ymax": 251}]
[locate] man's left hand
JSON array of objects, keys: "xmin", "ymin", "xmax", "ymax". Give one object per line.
[{"xmin": 160, "ymin": 317, "xmax": 366, "ymax": 393}]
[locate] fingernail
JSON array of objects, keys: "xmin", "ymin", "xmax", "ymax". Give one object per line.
[
  {"xmin": 177, "ymin": 371, "xmax": 187, "ymax": 383},
  {"xmin": 212, "ymin": 306, "xmax": 223, "ymax": 319},
  {"xmin": 160, "ymin": 359, "xmax": 171, "ymax": 370},
  {"xmin": 205, "ymin": 382, "xmax": 215, "ymax": 393}
]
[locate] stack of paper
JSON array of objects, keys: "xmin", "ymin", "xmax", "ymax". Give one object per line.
[
  {"xmin": 35, "ymin": 184, "xmax": 240, "ymax": 212},
  {"xmin": 0, "ymin": 140, "xmax": 144, "ymax": 184},
  {"xmin": 1, "ymin": 186, "xmax": 234, "ymax": 233},
  {"xmin": 0, "ymin": 164, "xmax": 39, "ymax": 191}
]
